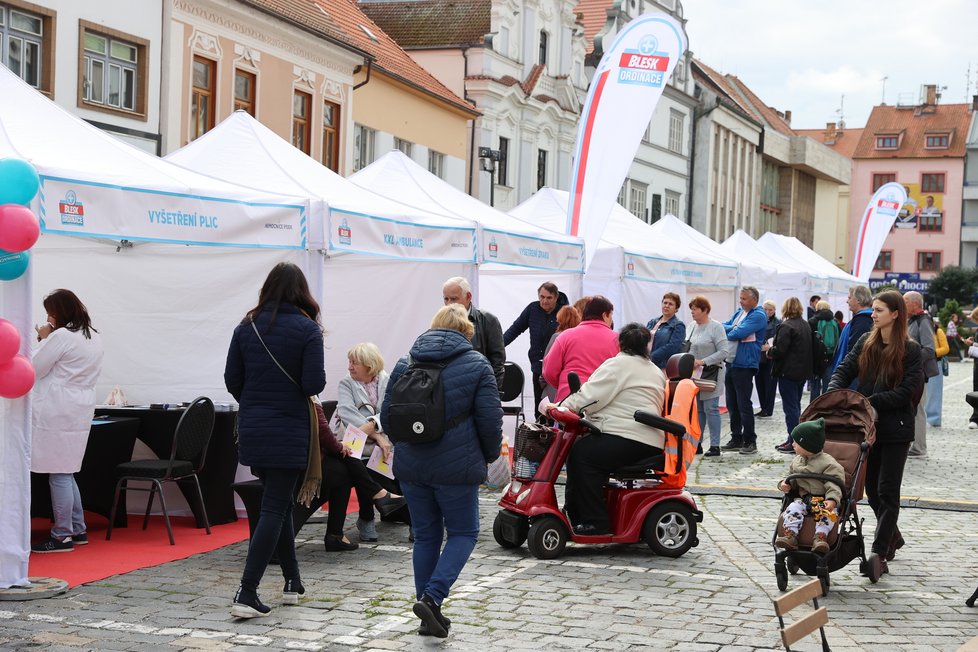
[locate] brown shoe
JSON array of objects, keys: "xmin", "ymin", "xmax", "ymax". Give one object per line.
[
  {"xmin": 811, "ymin": 533, "xmax": 829, "ymax": 554},
  {"xmin": 775, "ymin": 528, "xmax": 798, "ymax": 551}
]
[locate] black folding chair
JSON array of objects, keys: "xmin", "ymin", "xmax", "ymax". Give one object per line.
[
  {"xmin": 500, "ymin": 361, "xmax": 526, "ymax": 426},
  {"xmin": 107, "ymin": 397, "xmax": 216, "ymax": 545}
]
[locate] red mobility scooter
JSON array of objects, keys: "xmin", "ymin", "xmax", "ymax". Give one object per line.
[{"xmin": 493, "ymin": 354, "xmax": 706, "ymax": 560}]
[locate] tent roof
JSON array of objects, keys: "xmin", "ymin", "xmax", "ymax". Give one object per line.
[
  {"xmin": 720, "ymin": 230, "xmax": 809, "ymax": 289},
  {"xmin": 757, "ymin": 233, "xmax": 859, "ymax": 284}
]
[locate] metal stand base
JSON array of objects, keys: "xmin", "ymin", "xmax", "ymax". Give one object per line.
[{"xmin": 0, "ymin": 577, "xmax": 68, "ymax": 601}]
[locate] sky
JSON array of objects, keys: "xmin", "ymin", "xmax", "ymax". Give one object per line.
[{"xmin": 680, "ymin": 0, "xmax": 977, "ymax": 130}]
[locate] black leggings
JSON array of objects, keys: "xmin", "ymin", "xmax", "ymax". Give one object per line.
[
  {"xmin": 293, "ymin": 456, "xmax": 381, "ymax": 536},
  {"xmin": 865, "ymin": 441, "xmax": 910, "ymax": 555}
]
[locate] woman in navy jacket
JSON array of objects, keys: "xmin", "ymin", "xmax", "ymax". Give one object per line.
[
  {"xmin": 382, "ymin": 304, "xmax": 502, "ymax": 638},
  {"xmin": 647, "ymin": 292, "xmax": 686, "ymax": 368},
  {"xmin": 225, "ymin": 263, "xmax": 326, "ymax": 619}
]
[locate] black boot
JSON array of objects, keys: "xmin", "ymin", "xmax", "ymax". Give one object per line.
[
  {"xmin": 231, "ymin": 587, "xmax": 271, "ymax": 619},
  {"xmin": 413, "ymin": 594, "xmax": 448, "ymax": 638}
]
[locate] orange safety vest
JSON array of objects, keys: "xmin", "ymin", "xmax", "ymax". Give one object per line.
[{"xmin": 658, "ymin": 378, "xmax": 702, "ymax": 489}]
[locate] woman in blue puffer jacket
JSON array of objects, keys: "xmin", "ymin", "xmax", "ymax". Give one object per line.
[
  {"xmin": 382, "ymin": 304, "xmax": 502, "ymax": 638},
  {"xmin": 224, "ymin": 262, "xmax": 326, "ymax": 619}
]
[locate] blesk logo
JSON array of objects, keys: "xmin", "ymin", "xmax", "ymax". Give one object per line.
[
  {"xmin": 59, "ymin": 190, "xmax": 84, "ymax": 226},
  {"xmin": 617, "ymin": 35, "xmax": 670, "ymax": 87},
  {"xmin": 338, "ymin": 218, "xmax": 352, "ymax": 245}
]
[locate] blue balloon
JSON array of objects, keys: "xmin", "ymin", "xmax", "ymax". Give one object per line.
[
  {"xmin": 0, "ymin": 158, "xmax": 40, "ymax": 205},
  {"xmin": 0, "ymin": 249, "xmax": 29, "ymax": 281}
]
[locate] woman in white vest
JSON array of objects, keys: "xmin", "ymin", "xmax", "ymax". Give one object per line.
[{"xmin": 30, "ymin": 289, "xmax": 103, "ymax": 553}]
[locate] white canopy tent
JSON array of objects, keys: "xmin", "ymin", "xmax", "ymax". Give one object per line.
[
  {"xmin": 0, "ymin": 66, "xmax": 314, "ymax": 589},
  {"xmin": 510, "ymin": 188, "xmax": 740, "ymax": 325},
  {"xmin": 720, "ymin": 230, "xmax": 812, "ymax": 310},
  {"xmin": 351, "ymin": 154, "xmax": 586, "ymax": 404},
  {"xmin": 758, "ymin": 233, "xmax": 860, "ymax": 313},
  {"xmin": 165, "ymin": 112, "xmax": 480, "ymax": 389}
]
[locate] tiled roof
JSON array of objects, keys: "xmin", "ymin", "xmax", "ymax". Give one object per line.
[
  {"xmin": 357, "ymin": 0, "xmax": 491, "ymax": 48},
  {"xmin": 522, "ymin": 63, "xmax": 545, "ymax": 95},
  {"xmin": 691, "ymin": 59, "xmax": 759, "ymax": 124},
  {"xmin": 573, "ymin": 0, "xmax": 612, "ymax": 55},
  {"xmin": 243, "ymin": 0, "xmax": 476, "ymax": 115},
  {"xmin": 692, "ymin": 59, "xmax": 794, "ymax": 135},
  {"xmin": 852, "ymin": 103, "xmax": 973, "ymax": 159},
  {"xmin": 795, "ymin": 126, "xmax": 864, "ymax": 160}
]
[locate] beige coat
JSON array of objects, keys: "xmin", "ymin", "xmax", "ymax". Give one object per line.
[{"xmin": 785, "ymin": 451, "xmax": 845, "ymax": 504}]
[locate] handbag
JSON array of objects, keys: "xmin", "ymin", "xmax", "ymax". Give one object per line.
[
  {"xmin": 679, "ymin": 324, "xmax": 695, "ymax": 354},
  {"xmin": 701, "ymin": 364, "xmax": 721, "ymax": 382},
  {"xmin": 941, "ymin": 356, "xmax": 949, "ymax": 376},
  {"xmin": 515, "ymin": 421, "xmax": 555, "ymax": 464}
]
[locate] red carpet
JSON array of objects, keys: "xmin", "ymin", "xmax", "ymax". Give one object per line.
[{"xmin": 29, "ymin": 513, "xmax": 250, "ymax": 588}]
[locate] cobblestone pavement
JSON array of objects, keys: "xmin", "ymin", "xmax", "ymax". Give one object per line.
[{"xmin": 2, "ymin": 364, "xmax": 977, "ymax": 651}]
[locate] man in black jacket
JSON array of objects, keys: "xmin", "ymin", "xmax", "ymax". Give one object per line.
[
  {"xmin": 443, "ymin": 277, "xmax": 506, "ymax": 391},
  {"xmin": 503, "ymin": 282, "xmax": 569, "ymax": 417}
]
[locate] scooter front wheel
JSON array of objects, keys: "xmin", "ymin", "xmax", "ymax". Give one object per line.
[
  {"xmin": 643, "ymin": 502, "xmax": 696, "ymax": 558},
  {"xmin": 527, "ymin": 516, "xmax": 568, "ymax": 560},
  {"xmin": 493, "ymin": 512, "xmax": 525, "ymax": 549}
]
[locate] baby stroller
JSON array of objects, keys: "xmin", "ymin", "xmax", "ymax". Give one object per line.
[{"xmin": 773, "ymin": 389, "xmax": 876, "ymax": 594}]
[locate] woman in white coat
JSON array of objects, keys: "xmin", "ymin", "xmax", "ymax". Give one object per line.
[
  {"xmin": 31, "ymin": 290, "xmax": 103, "ymax": 553},
  {"xmin": 334, "ymin": 342, "xmax": 407, "ymax": 542}
]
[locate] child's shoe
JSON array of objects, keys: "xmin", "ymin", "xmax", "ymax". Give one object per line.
[
  {"xmin": 775, "ymin": 527, "xmax": 798, "ymax": 551},
  {"xmin": 811, "ymin": 533, "xmax": 829, "ymax": 554}
]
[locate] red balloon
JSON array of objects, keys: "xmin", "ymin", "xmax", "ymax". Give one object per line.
[
  {"xmin": 0, "ymin": 354, "xmax": 34, "ymax": 398},
  {"xmin": 0, "ymin": 203, "xmax": 40, "ymax": 252},
  {"xmin": 0, "ymin": 318, "xmax": 19, "ymax": 363}
]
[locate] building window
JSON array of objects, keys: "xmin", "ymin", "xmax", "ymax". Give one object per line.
[
  {"xmin": 875, "ymin": 135, "xmax": 898, "ymax": 149},
  {"xmin": 872, "ymin": 173, "xmax": 896, "ymax": 192},
  {"xmin": 921, "ymin": 173, "xmax": 945, "ymax": 193},
  {"xmin": 80, "ymin": 24, "xmax": 146, "ymax": 115},
  {"xmin": 233, "ymin": 69, "xmax": 256, "ymax": 115},
  {"xmin": 497, "ymin": 137, "xmax": 509, "ymax": 186},
  {"xmin": 918, "ymin": 206, "xmax": 943, "ymax": 233},
  {"xmin": 291, "ymin": 89, "xmax": 311, "ymax": 154},
  {"xmin": 394, "ymin": 137, "xmax": 412, "ymax": 157},
  {"xmin": 668, "ymin": 110, "xmax": 684, "ymax": 153},
  {"xmin": 629, "ymin": 182, "xmax": 648, "ymax": 221},
  {"xmin": 642, "ymin": 119, "xmax": 652, "ymax": 143},
  {"xmin": 0, "ymin": 3, "xmax": 54, "ymax": 93},
  {"xmin": 916, "ymin": 251, "xmax": 941, "ymax": 272},
  {"xmin": 618, "ymin": 180, "xmax": 628, "ymax": 207},
  {"xmin": 537, "ymin": 149, "xmax": 548, "ymax": 190},
  {"xmin": 428, "ymin": 150, "xmax": 445, "ymax": 179},
  {"xmin": 925, "ymin": 133, "xmax": 949, "ymax": 149},
  {"xmin": 322, "ymin": 100, "xmax": 339, "ymax": 172},
  {"xmin": 650, "ymin": 193, "xmax": 662, "ymax": 223},
  {"xmin": 353, "ymin": 123, "xmax": 375, "ymax": 171},
  {"xmin": 664, "ymin": 190, "xmax": 680, "ymax": 218},
  {"xmin": 190, "ymin": 56, "xmax": 216, "ymax": 140},
  {"xmin": 874, "ymin": 250, "xmax": 893, "ymax": 271},
  {"xmin": 538, "ymin": 30, "xmax": 548, "ymax": 66}
]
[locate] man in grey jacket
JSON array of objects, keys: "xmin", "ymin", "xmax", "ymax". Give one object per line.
[
  {"xmin": 905, "ymin": 291, "xmax": 937, "ymax": 457},
  {"xmin": 443, "ymin": 277, "xmax": 506, "ymax": 391}
]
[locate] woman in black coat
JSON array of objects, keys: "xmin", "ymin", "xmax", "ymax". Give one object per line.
[
  {"xmin": 768, "ymin": 297, "xmax": 812, "ymax": 453},
  {"xmin": 225, "ymin": 263, "xmax": 326, "ymax": 618},
  {"xmin": 828, "ymin": 290, "xmax": 923, "ymax": 577}
]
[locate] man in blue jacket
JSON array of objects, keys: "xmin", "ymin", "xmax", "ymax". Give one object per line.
[
  {"xmin": 503, "ymin": 282, "xmax": 569, "ymax": 418},
  {"xmin": 720, "ymin": 286, "xmax": 768, "ymax": 454}
]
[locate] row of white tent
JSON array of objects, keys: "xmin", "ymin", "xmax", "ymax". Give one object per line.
[{"xmin": 0, "ymin": 63, "xmax": 861, "ymax": 411}]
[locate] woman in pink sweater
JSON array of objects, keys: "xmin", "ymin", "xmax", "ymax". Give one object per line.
[{"xmin": 542, "ymin": 296, "xmax": 619, "ymax": 402}]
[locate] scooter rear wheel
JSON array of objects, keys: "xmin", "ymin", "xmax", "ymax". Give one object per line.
[
  {"xmin": 527, "ymin": 516, "xmax": 568, "ymax": 560},
  {"xmin": 643, "ymin": 502, "xmax": 696, "ymax": 558}
]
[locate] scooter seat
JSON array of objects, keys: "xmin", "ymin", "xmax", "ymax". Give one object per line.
[{"xmin": 611, "ymin": 454, "xmax": 665, "ymax": 479}]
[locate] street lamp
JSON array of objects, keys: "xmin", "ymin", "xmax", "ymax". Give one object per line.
[{"xmin": 478, "ymin": 146, "xmax": 502, "ymax": 207}]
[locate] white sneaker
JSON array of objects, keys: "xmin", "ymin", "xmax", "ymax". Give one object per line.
[{"xmin": 969, "ymin": 422, "xmax": 978, "ymax": 430}]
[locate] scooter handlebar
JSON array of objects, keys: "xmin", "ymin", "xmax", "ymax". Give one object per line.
[{"xmin": 547, "ymin": 406, "xmax": 601, "ymax": 435}]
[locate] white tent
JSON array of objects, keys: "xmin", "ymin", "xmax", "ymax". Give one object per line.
[
  {"xmin": 758, "ymin": 233, "xmax": 860, "ymax": 312},
  {"xmin": 720, "ymin": 230, "xmax": 811, "ymax": 310},
  {"xmin": 510, "ymin": 188, "xmax": 740, "ymax": 325},
  {"xmin": 351, "ymin": 154, "xmax": 586, "ymax": 403},
  {"xmin": 165, "ymin": 112, "xmax": 480, "ymax": 389}
]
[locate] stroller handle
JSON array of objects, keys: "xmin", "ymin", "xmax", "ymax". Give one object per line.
[{"xmin": 784, "ymin": 472, "xmax": 847, "ymax": 495}]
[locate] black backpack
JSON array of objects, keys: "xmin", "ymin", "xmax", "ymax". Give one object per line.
[
  {"xmin": 386, "ymin": 352, "xmax": 467, "ymax": 444},
  {"xmin": 811, "ymin": 327, "xmax": 831, "ymax": 374}
]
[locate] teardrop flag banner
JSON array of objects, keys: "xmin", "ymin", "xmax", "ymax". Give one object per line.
[
  {"xmin": 567, "ymin": 11, "xmax": 687, "ymax": 268},
  {"xmin": 851, "ymin": 182, "xmax": 907, "ymax": 282}
]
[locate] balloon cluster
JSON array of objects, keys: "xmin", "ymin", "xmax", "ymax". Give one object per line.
[{"xmin": 0, "ymin": 157, "xmax": 40, "ymax": 398}]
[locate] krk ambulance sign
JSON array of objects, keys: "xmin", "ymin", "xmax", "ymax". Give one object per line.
[
  {"xmin": 567, "ymin": 11, "xmax": 687, "ymax": 268},
  {"xmin": 40, "ymin": 177, "xmax": 307, "ymax": 248},
  {"xmin": 851, "ymin": 182, "xmax": 907, "ymax": 282}
]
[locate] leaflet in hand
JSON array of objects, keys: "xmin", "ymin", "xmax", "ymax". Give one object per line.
[
  {"xmin": 342, "ymin": 424, "xmax": 369, "ymax": 458},
  {"xmin": 366, "ymin": 445, "xmax": 395, "ymax": 479}
]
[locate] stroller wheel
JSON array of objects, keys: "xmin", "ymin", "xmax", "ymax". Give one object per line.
[
  {"xmin": 786, "ymin": 557, "xmax": 800, "ymax": 575},
  {"xmin": 816, "ymin": 567, "xmax": 830, "ymax": 594},
  {"xmin": 775, "ymin": 564, "xmax": 789, "ymax": 592}
]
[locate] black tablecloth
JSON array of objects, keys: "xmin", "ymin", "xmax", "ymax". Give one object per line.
[
  {"xmin": 31, "ymin": 416, "xmax": 140, "ymax": 528},
  {"xmin": 94, "ymin": 406, "xmax": 239, "ymax": 526}
]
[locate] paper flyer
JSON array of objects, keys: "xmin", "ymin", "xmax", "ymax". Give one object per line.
[
  {"xmin": 342, "ymin": 424, "xmax": 368, "ymax": 458},
  {"xmin": 366, "ymin": 445, "xmax": 395, "ymax": 480}
]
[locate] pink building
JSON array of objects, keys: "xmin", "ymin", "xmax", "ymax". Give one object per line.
[{"xmin": 850, "ymin": 86, "xmax": 973, "ymax": 282}]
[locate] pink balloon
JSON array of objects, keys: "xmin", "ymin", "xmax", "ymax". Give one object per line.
[
  {"xmin": 0, "ymin": 204, "xmax": 40, "ymax": 252},
  {"xmin": 0, "ymin": 354, "xmax": 34, "ymax": 398},
  {"xmin": 0, "ymin": 318, "xmax": 20, "ymax": 363}
]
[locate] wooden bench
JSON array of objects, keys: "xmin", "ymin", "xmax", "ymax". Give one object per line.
[{"xmin": 773, "ymin": 578, "xmax": 830, "ymax": 652}]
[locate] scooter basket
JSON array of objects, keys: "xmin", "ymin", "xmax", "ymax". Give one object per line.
[{"xmin": 513, "ymin": 422, "xmax": 556, "ymax": 479}]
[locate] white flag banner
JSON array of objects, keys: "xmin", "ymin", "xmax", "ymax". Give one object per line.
[
  {"xmin": 851, "ymin": 182, "xmax": 907, "ymax": 282},
  {"xmin": 567, "ymin": 11, "xmax": 687, "ymax": 267}
]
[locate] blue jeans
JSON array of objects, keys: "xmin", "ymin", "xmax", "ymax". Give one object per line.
[
  {"xmin": 725, "ymin": 367, "xmax": 757, "ymax": 444},
  {"xmin": 755, "ymin": 361, "xmax": 777, "ymax": 414},
  {"xmin": 49, "ymin": 473, "xmax": 86, "ymax": 539},
  {"xmin": 778, "ymin": 378, "xmax": 806, "ymax": 441},
  {"xmin": 400, "ymin": 481, "xmax": 479, "ymax": 605},
  {"xmin": 925, "ymin": 368, "xmax": 944, "ymax": 426},
  {"xmin": 697, "ymin": 396, "xmax": 721, "ymax": 447},
  {"xmin": 240, "ymin": 468, "xmax": 302, "ymax": 592},
  {"xmin": 810, "ymin": 366, "xmax": 833, "ymax": 399}
]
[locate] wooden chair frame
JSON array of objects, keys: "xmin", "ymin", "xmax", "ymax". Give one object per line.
[{"xmin": 774, "ymin": 578, "xmax": 831, "ymax": 651}]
